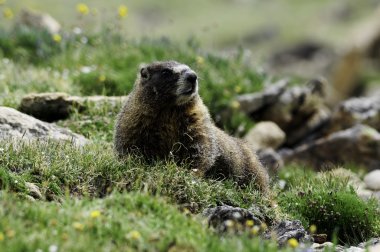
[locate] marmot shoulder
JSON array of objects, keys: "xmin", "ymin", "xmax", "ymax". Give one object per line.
[{"xmin": 114, "ymin": 61, "xmax": 269, "ymax": 193}]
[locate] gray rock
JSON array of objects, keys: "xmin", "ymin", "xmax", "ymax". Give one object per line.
[
  {"xmin": 245, "ymin": 79, "xmax": 330, "ymax": 146},
  {"xmin": 358, "ymin": 237, "xmax": 380, "ymax": 249},
  {"xmin": 265, "ymin": 220, "xmax": 313, "ymax": 246},
  {"xmin": 325, "ymin": 96, "xmax": 380, "ymax": 135},
  {"xmin": 237, "ymin": 79, "xmax": 288, "ymax": 114},
  {"xmin": 19, "ymin": 92, "xmax": 128, "ymax": 122},
  {"xmin": 364, "ymin": 170, "xmax": 380, "ymax": 191},
  {"xmin": 244, "ymin": 121, "xmax": 286, "ymax": 150},
  {"xmin": 25, "ymin": 182, "xmax": 43, "ymax": 200},
  {"xmin": 0, "ymin": 106, "xmax": 87, "ymax": 145},
  {"xmin": 282, "ymin": 125, "xmax": 380, "ymax": 171},
  {"xmin": 257, "ymin": 148, "xmax": 284, "ymax": 175},
  {"xmin": 18, "ymin": 9, "xmax": 61, "ymax": 34},
  {"xmin": 203, "ymin": 205, "xmax": 262, "ymax": 233}
]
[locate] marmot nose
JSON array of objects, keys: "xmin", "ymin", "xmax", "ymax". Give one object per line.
[{"xmin": 185, "ymin": 72, "xmax": 197, "ymax": 84}]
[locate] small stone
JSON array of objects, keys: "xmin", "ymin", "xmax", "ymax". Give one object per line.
[
  {"xmin": 264, "ymin": 220, "xmax": 313, "ymax": 246},
  {"xmin": 203, "ymin": 205, "xmax": 262, "ymax": 233},
  {"xmin": 312, "ymin": 234, "xmax": 327, "ymax": 244},
  {"xmin": 244, "ymin": 122, "xmax": 286, "ymax": 150},
  {"xmin": 25, "ymin": 182, "xmax": 43, "ymax": 199},
  {"xmin": 364, "ymin": 170, "xmax": 380, "ymax": 191},
  {"xmin": 257, "ymin": 148, "xmax": 284, "ymax": 175}
]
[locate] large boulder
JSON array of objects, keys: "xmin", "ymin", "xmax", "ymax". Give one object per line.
[
  {"xmin": 19, "ymin": 92, "xmax": 128, "ymax": 122},
  {"xmin": 0, "ymin": 106, "xmax": 87, "ymax": 145},
  {"xmin": 282, "ymin": 125, "xmax": 380, "ymax": 171}
]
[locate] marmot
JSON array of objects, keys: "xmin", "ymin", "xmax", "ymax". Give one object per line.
[{"xmin": 114, "ymin": 61, "xmax": 269, "ymax": 193}]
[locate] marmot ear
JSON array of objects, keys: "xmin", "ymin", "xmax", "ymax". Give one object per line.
[{"xmin": 139, "ymin": 64, "xmax": 149, "ymax": 79}]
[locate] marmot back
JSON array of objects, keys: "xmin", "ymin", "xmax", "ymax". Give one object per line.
[{"xmin": 114, "ymin": 61, "xmax": 269, "ymax": 193}]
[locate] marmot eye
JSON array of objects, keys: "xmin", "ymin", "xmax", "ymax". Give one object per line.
[
  {"xmin": 161, "ymin": 69, "xmax": 172, "ymax": 77},
  {"xmin": 140, "ymin": 67, "xmax": 149, "ymax": 79}
]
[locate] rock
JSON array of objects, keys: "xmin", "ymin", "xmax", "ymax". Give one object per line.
[
  {"xmin": 312, "ymin": 234, "xmax": 327, "ymax": 244},
  {"xmin": 312, "ymin": 242, "xmax": 364, "ymax": 252},
  {"xmin": 358, "ymin": 237, "xmax": 380, "ymax": 249},
  {"xmin": 364, "ymin": 170, "xmax": 380, "ymax": 191},
  {"xmin": 0, "ymin": 106, "xmax": 87, "ymax": 145},
  {"xmin": 369, "ymin": 244, "xmax": 380, "ymax": 252},
  {"xmin": 244, "ymin": 121, "xmax": 285, "ymax": 150},
  {"xmin": 237, "ymin": 79, "xmax": 288, "ymax": 114},
  {"xmin": 282, "ymin": 125, "xmax": 380, "ymax": 171},
  {"xmin": 18, "ymin": 9, "xmax": 61, "ymax": 34},
  {"xmin": 257, "ymin": 148, "xmax": 284, "ymax": 175},
  {"xmin": 243, "ymin": 79, "xmax": 330, "ymax": 146},
  {"xmin": 265, "ymin": 220, "xmax": 313, "ymax": 246},
  {"xmin": 19, "ymin": 93, "xmax": 80, "ymax": 122},
  {"xmin": 203, "ymin": 205, "xmax": 262, "ymax": 234},
  {"xmin": 19, "ymin": 92, "xmax": 128, "ymax": 122},
  {"xmin": 325, "ymin": 96, "xmax": 380, "ymax": 135},
  {"xmin": 25, "ymin": 182, "xmax": 43, "ymax": 200}
]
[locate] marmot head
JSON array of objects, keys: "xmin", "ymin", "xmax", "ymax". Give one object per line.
[{"xmin": 137, "ymin": 61, "xmax": 199, "ymax": 106}]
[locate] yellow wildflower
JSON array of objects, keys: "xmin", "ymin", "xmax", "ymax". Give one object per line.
[
  {"xmin": 245, "ymin": 220, "xmax": 254, "ymax": 227},
  {"xmin": 50, "ymin": 219, "xmax": 58, "ymax": 226},
  {"xmin": 6, "ymin": 229, "xmax": 15, "ymax": 238},
  {"xmin": 118, "ymin": 5, "xmax": 128, "ymax": 18},
  {"xmin": 76, "ymin": 3, "xmax": 89, "ymax": 15},
  {"xmin": 127, "ymin": 230, "xmax": 141, "ymax": 240},
  {"xmin": 287, "ymin": 238, "xmax": 299, "ymax": 248},
  {"xmin": 98, "ymin": 75, "xmax": 106, "ymax": 82},
  {"xmin": 0, "ymin": 232, "xmax": 4, "ymax": 241},
  {"xmin": 73, "ymin": 222, "xmax": 84, "ymax": 231},
  {"xmin": 90, "ymin": 210, "xmax": 101, "ymax": 218},
  {"xmin": 251, "ymin": 226, "xmax": 260, "ymax": 235},
  {"xmin": 3, "ymin": 7, "xmax": 13, "ymax": 19},
  {"xmin": 196, "ymin": 56, "xmax": 205, "ymax": 65},
  {"xmin": 234, "ymin": 85, "xmax": 242, "ymax": 93},
  {"xmin": 52, "ymin": 34, "xmax": 62, "ymax": 43},
  {"xmin": 260, "ymin": 222, "xmax": 268, "ymax": 231},
  {"xmin": 230, "ymin": 100, "xmax": 240, "ymax": 109},
  {"xmin": 61, "ymin": 232, "xmax": 69, "ymax": 241},
  {"xmin": 309, "ymin": 224, "xmax": 317, "ymax": 234}
]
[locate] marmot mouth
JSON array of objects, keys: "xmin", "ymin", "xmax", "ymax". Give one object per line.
[{"xmin": 181, "ymin": 83, "xmax": 197, "ymax": 95}]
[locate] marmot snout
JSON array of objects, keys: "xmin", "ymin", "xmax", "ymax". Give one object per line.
[{"xmin": 114, "ymin": 61, "xmax": 269, "ymax": 193}]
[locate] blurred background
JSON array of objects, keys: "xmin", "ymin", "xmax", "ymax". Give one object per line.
[{"xmin": 4, "ymin": 0, "xmax": 380, "ymax": 59}]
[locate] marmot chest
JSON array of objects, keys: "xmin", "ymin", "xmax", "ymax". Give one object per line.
[{"xmin": 140, "ymin": 111, "xmax": 198, "ymax": 159}]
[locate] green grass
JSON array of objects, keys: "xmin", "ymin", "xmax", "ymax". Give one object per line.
[
  {"xmin": 277, "ymin": 166, "xmax": 380, "ymax": 245},
  {"xmin": 0, "ymin": 140, "xmax": 280, "ymax": 252},
  {"xmin": 0, "ymin": 192, "xmax": 280, "ymax": 252},
  {"xmin": 0, "ymin": 140, "xmax": 272, "ymax": 214}
]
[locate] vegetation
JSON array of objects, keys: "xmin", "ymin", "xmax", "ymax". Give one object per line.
[
  {"xmin": 0, "ymin": 3, "xmax": 380, "ymax": 250},
  {"xmin": 0, "ymin": 25, "xmax": 263, "ymax": 136},
  {"xmin": 277, "ymin": 166, "xmax": 380, "ymax": 245}
]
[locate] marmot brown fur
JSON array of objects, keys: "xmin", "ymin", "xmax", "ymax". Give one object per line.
[{"xmin": 114, "ymin": 61, "xmax": 269, "ymax": 193}]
